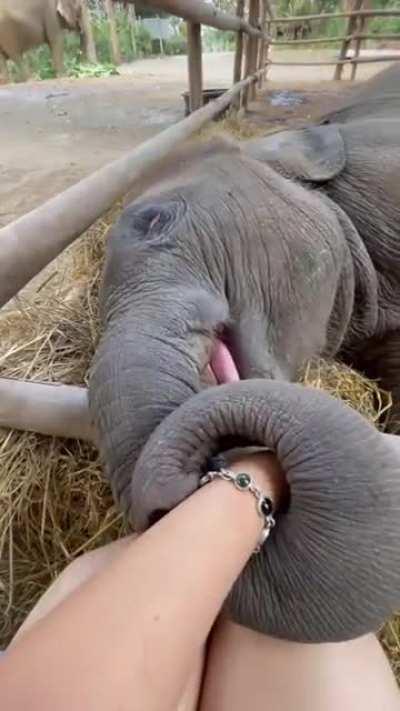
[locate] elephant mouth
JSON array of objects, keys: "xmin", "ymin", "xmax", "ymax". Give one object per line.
[
  {"xmin": 206, "ymin": 337, "xmax": 240, "ymax": 386},
  {"xmin": 199, "ymin": 321, "xmax": 286, "ymax": 387}
]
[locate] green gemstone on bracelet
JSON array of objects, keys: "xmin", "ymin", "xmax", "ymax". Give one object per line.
[{"xmin": 235, "ymin": 473, "xmax": 251, "ymax": 490}]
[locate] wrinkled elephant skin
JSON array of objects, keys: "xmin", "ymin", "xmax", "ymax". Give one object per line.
[{"xmin": 89, "ymin": 65, "xmax": 400, "ymax": 642}]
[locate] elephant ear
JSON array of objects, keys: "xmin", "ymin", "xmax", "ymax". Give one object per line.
[
  {"xmin": 244, "ymin": 125, "xmax": 346, "ymax": 183},
  {"xmin": 56, "ymin": 0, "xmax": 80, "ymax": 28}
]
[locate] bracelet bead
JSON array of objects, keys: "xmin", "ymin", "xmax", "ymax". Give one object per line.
[{"xmin": 200, "ymin": 467, "xmax": 276, "ymax": 554}]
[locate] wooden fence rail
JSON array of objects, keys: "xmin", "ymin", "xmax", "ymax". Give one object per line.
[
  {"xmin": 271, "ymin": 33, "xmax": 400, "ymax": 46},
  {"xmin": 269, "ymin": 9, "xmax": 400, "ymax": 23},
  {"xmin": 266, "ymin": 55, "xmax": 400, "ymax": 68},
  {"xmin": 268, "ymin": 4, "xmax": 400, "ymax": 81}
]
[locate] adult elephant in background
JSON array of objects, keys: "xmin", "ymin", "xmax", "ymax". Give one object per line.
[
  {"xmin": 0, "ymin": 0, "xmax": 84, "ymax": 80},
  {"xmin": 88, "ymin": 64, "xmax": 400, "ymax": 643}
]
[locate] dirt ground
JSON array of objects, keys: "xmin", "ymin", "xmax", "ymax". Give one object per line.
[{"xmin": 0, "ymin": 49, "xmax": 394, "ymax": 228}]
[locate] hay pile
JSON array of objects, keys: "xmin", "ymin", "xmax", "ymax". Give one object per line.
[
  {"xmin": 198, "ymin": 112, "xmax": 272, "ymax": 141},
  {"xmin": 0, "ymin": 192, "xmax": 398, "ymax": 681}
]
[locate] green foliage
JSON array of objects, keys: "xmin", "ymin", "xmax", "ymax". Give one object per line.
[
  {"xmin": 277, "ymin": 0, "xmax": 338, "ymax": 14},
  {"xmin": 368, "ymin": 0, "xmax": 400, "ymax": 34},
  {"xmin": 163, "ymin": 36, "xmax": 187, "ymax": 56},
  {"xmin": 65, "ymin": 60, "xmax": 117, "ymax": 78},
  {"xmin": 275, "ymin": 0, "xmax": 400, "ymax": 42},
  {"xmin": 26, "ymin": 45, "xmax": 55, "ymax": 80},
  {"xmin": 92, "ymin": 11, "xmax": 153, "ymax": 63},
  {"xmin": 202, "ymin": 27, "xmax": 236, "ymax": 52}
]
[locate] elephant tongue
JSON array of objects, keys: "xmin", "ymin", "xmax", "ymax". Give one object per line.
[{"xmin": 210, "ymin": 339, "xmax": 240, "ymax": 384}]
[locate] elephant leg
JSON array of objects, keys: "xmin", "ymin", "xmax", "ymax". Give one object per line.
[
  {"xmin": 0, "ymin": 53, "xmax": 9, "ymax": 83},
  {"xmin": 351, "ymin": 330, "xmax": 400, "ymax": 433},
  {"xmin": 17, "ymin": 56, "xmax": 31, "ymax": 82},
  {"xmin": 50, "ymin": 35, "xmax": 64, "ymax": 76}
]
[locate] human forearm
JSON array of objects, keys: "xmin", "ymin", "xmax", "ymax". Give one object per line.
[{"xmin": 1, "ymin": 454, "xmax": 282, "ymax": 711}]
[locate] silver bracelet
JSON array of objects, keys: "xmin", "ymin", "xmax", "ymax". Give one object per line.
[{"xmin": 200, "ymin": 468, "xmax": 276, "ymax": 554}]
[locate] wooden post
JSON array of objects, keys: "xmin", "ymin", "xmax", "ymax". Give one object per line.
[
  {"xmin": 105, "ymin": 0, "xmax": 122, "ymax": 65},
  {"xmin": 187, "ymin": 22, "xmax": 203, "ymax": 113},
  {"xmin": 249, "ymin": 0, "xmax": 260, "ymax": 100},
  {"xmin": 334, "ymin": 0, "xmax": 363, "ymax": 80},
  {"xmin": 80, "ymin": 0, "xmax": 97, "ymax": 63},
  {"xmin": 350, "ymin": 13, "xmax": 366, "ymax": 80},
  {"xmin": 243, "ymin": 0, "xmax": 260, "ymax": 107},
  {"xmin": 233, "ymin": 0, "xmax": 245, "ymax": 109},
  {"xmin": 233, "ymin": 0, "xmax": 245, "ymax": 85},
  {"xmin": 257, "ymin": 0, "xmax": 268, "ymax": 89},
  {"xmin": 262, "ymin": 0, "xmax": 274, "ymax": 82}
]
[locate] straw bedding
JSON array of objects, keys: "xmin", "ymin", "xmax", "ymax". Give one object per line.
[{"xmin": 0, "ymin": 147, "xmax": 398, "ymax": 682}]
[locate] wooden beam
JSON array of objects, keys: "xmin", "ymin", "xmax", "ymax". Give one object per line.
[
  {"xmin": 187, "ymin": 22, "xmax": 203, "ymax": 113},
  {"xmin": 334, "ymin": 0, "xmax": 364, "ymax": 81},
  {"xmin": 138, "ymin": 0, "xmax": 266, "ymax": 37},
  {"xmin": 105, "ymin": 0, "xmax": 122, "ymax": 65},
  {"xmin": 269, "ymin": 9, "xmax": 400, "ymax": 23},
  {"xmin": 0, "ymin": 68, "xmax": 263, "ymax": 308}
]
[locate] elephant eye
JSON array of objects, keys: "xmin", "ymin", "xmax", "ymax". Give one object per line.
[{"xmin": 123, "ymin": 199, "xmax": 185, "ymax": 244}]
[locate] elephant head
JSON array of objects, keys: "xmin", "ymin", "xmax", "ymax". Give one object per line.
[
  {"xmin": 89, "ymin": 136, "xmax": 378, "ymax": 514},
  {"xmin": 56, "ymin": 0, "xmax": 82, "ymax": 30},
  {"xmin": 87, "ymin": 132, "xmax": 400, "ymax": 644}
]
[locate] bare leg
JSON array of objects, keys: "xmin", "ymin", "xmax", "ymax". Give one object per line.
[
  {"xmin": 200, "ymin": 619, "xmax": 399, "ymax": 711},
  {"xmin": 11, "ymin": 537, "xmax": 204, "ymax": 711}
]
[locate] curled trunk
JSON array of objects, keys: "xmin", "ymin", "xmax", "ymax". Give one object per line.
[{"xmin": 130, "ymin": 380, "xmax": 400, "ymax": 643}]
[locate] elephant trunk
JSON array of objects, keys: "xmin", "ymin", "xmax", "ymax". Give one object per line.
[
  {"xmin": 89, "ymin": 320, "xmax": 198, "ymax": 512},
  {"xmin": 131, "ymin": 380, "xmax": 400, "ymax": 643},
  {"xmin": 89, "ymin": 289, "xmax": 229, "ymax": 511}
]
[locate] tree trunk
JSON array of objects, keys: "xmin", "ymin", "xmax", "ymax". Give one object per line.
[
  {"xmin": 128, "ymin": 3, "xmax": 137, "ymax": 56},
  {"xmin": 105, "ymin": 0, "xmax": 122, "ymax": 65},
  {"xmin": 80, "ymin": 0, "xmax": 97, "ymax": 64}
]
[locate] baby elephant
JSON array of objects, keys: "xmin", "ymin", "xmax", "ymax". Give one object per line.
[{"xmin": 90, "ymin": 64, "xmax": 400, "ymax": 643}]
